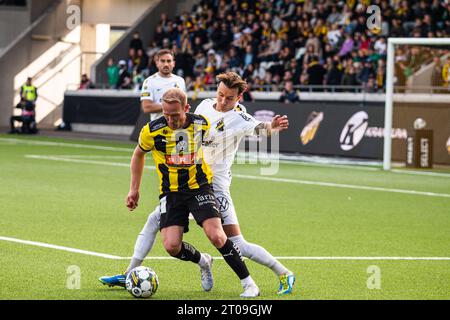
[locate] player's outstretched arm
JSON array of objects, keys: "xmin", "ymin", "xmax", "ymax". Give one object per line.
[
  {"xmin": 126, "ymin": 146, "xmax": 146, "ymax": 211},
  {"xmin": 141, "ymin": 100, "xmax": 163, "ymax": 114},
  {"xmin": 254, "ymin": 115, "xmax": 289, "ymax": 136}
]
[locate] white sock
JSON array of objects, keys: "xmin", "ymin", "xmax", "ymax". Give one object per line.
[
  {"xmin": 229, "ymin": 235, "xmax": 290, "ymax": 277},
  {"xmin": 198, "ymin": 253, "xmax": 208, "ymax": 268},
  {"xmin": 126, "ymin": 206, "xmax": 160, "ymax": 273},
  {"xmin": 126, "ymin": 258, "xmax": 143, "ymax": 273},
  {"xmin": 241, "ymin": 275, "xmax": 256, "ymax": 288}
]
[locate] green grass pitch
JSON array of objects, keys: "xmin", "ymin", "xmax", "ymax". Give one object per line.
[{"xmin": 0, "ymin": 134, "xmax": 449, "ymax": 300}]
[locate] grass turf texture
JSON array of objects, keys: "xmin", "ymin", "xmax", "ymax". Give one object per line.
[{"xmin": 0, "ymin": 134, "xmax": 449, "ymax": 300}]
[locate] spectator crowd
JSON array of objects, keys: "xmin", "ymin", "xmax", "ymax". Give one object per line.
[{"xmin": 98, "ymin": 0, "xmax": 450, "ymax": 97}]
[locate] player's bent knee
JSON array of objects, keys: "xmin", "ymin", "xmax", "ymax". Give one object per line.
[
  {"xmin": 202, "ymin": 218, "xmax": 227, "ymax": 247},
  {"xmin": 163, "ymin": 240, "xmax": 181, "ymax": 256},
  {"xmin": 207, "ymin": 231, "xmax": 227, "ymax": 248},
  {"xmin": 165, "ymin": 246, "xmax": 181, "ymax": 257}
]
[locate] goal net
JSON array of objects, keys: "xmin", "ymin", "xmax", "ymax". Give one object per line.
[{"xmin": 383, "ymin": 38, "xmax": 450, "ymax": 170}]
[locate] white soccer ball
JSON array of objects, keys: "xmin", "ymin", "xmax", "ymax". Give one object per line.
[
  {"xmin": 125, "ymin": 266, "xmax": 159, "ymax": 298},
  {"xmin": 413, "ymin": 118, "xmax": 426, "ymax": 129}
]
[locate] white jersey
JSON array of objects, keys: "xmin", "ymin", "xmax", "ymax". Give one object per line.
[
  {"xmin": 194, "ymin": 98, "xmax": 261, "ymax": 189},
  {"xmin": 140, "ymin": 73, "xmax": 186, "ymax": 121}
]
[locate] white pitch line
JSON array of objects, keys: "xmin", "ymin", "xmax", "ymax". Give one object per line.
[
  {"xmin": 0, "ymin": 137, "xmax": 133, "ymax": 152},
  {"xmin": 26, "ymin": 155, "xmax": 130, "ymax": 167},
  {"xmin": 30, "ymin": 155, "xmax": 132, "ymax": 159},
  {"xmin": 137, "ymin": 256, "xmax": 450, "ymax": 261},
  {"xmin": 233, "ymin": 174, "xmax": 450, "ymax": 198},
  {"xmin": 25, "ymin": 155, "xmax": 450, "ymax": 199},
  {"xmin": 0, "ymin": 236, "xmax": 123, "ymax": 260},
  {"xmin": 236, "ymin": 152, "xmax": 381, "ymax": 172},
  {"xmin": 25, "ymin": 155, "xmax": 156, "ymax": 170},
  {"xmin": 1, "ymin": 236, "xmax": 449, "ymax": 261},
  {"xmin": 4, "ymin": 137, "xmax": 450, "ymax": 178},
  {"xmin": 267, "ymin": 256, "xmax": 450, "ymax": 261},
  {"xmin": 391, "ymin": 169, "xmax": 450, "ymax": 178},
  {"xmin": 240, "ymin": 153, "xmax": 450, "ymax": 177},
  {"xmin": 29, "ymin": 152, "xmax": 450, "ymax": 177}
]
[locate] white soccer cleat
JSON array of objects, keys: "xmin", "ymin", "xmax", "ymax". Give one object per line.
[
  {"xmin": 240, "ymin": 283, "xmax": 260, "ymax": 298},
  {"xmin": 200, "ymin": 253, "xmax": 214, "ymax": 292}
]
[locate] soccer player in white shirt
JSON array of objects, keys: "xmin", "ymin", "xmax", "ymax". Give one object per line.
[
  {"xmin": 140, "ymin": 49, "xmax": 186, "ymax": 122},
  {"xmin": 195, "ymin": 73, "xmax": 295, "ymax": 295},
  {"xmin": 100, "ymin": 72, "xmax": 295, "ymax": 296}
]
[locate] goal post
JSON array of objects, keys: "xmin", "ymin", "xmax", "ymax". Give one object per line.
[{"xmin": 383, "ymin": 37, "xmax": 450, "ymax": 170}]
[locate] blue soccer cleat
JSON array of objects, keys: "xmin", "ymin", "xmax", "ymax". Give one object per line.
[
  {"xmin": 277, "ymin": 273, "xmax": 296, "ymax": 295},
  {"xmin": 98, "ymin": 273, "xmax": 127, "ymax": 288}
]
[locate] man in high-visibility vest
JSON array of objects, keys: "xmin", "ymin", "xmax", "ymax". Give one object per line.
[
  {"xmin": 9, "ymin": 77, "xmax": 38, "ymax": 134},
  {"xmin": 443, "ymin": 56, "xmax": 450, "ymax": 88}
]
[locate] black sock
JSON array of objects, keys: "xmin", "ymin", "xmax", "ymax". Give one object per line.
[
  {"xmin": 174, "ymin": 241, "xmax": 201, "ymax": 264},
  {"xmin": 218, "ymin": 239, "xmax": 250, "ymax": 280}
]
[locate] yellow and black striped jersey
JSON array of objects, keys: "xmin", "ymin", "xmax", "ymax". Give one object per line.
[{"xmin": 138, "ymin": 113, "xmax": 213, "ymax": 196}]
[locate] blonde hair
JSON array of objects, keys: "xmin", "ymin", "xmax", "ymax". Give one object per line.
[
  {"xmin": 162, "ymin": 88, "xmax": 187, "ymax": 106},
  {"xmin": 216, "ymin": 72, "xmax": 248, "ymax": 95},
  {"xmin": 155, "ymin": 49, "xmax": 174, "ymax": 60}
]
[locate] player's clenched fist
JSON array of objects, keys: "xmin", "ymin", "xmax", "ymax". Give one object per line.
[
  {"xmin": 271, "ymin": 115, "xmax": 289, "ymax": 131},
  {"xmin": 126, "ymin": 190, "xmax": 139, "ymax": 211}
]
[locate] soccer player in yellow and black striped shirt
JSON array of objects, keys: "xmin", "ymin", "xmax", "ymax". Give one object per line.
[
  {"xmin": 125, "ymin": 88, "xmax": 258, "ymax": 296},
  {"xmin": 138, "ymin": 105, "xmax": 212, "ymax": 196}
]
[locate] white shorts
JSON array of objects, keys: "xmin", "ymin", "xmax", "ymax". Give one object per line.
[
  {"xmin": 211, "ymin": 170, "xmax": 238, "ymax": 226},
  {"xmin": 213, "ymin": 186, "xmax": 238, "ymax": 226}
]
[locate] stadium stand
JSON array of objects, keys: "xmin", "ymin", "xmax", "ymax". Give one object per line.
[{"xmin": 107, "ymin": 0, "xmax": 450, "ymax": 93}]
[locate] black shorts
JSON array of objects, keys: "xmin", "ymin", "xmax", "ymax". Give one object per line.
[{"xmin": 159, "ymin": 185, "xmax": 222, "ymax": 232}]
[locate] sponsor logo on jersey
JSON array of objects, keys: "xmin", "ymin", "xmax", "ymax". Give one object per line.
[
  {"xmin": 216, "ymin": 118, "xmax": 225, "ymax": 132},
  {"xmin": 203, "ymin": 136, "xmax": 219, "ymax": 148},
  {"xmin": 340, "ymin": 111, "xmax": 369, "ymax": 151},
  {"xmin": 175, "ymin": 136, "xmax": 188, "ymax": 153},
  {"xmin": 239, "ymin": 112, "xmax": 251, "ymax": 121},
  {"xmin": 150, "ymin": 121, "xmax": 166, "ymax": 132},
  {"xmin": 194, "ymin": 119, "xmax": 206, "ymax": 126},
  {"xmin": 165, "ymin": 153, "xmax": 195, "ymax": 167},
  {"xmin": 300, "ymin": 111, "xmax": 324, "ymax": 145},
  {"xmin": 141, "ymin": 92, "xmax": 150, "ymax": 97}
]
